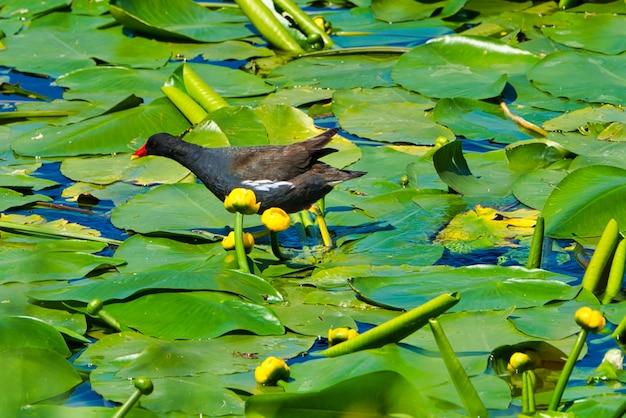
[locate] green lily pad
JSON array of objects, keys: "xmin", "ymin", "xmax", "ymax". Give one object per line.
[
  {"xmin": 247, "ymin": 370, "xmax": 433, "ymax": 417},
  {"xmin": 0, "ymin": 281, "xmax": 87, "ymax": 334},
  {"xmin": 392, "ymin": 35, "xmax": 540, "ymax": 99},
  {"xmin": 0, "ymin": 174, "xmax": 58, "ymax": 190},
  {"xmin": 511, "ymin": 169, "xmax": 569, "ymax": 210},
  {"xmin": 11, "ymin": 97, "xmax": 190, "ymax": 157},
  {"xmin": 541, "ymin": 12, "xmax": 626, "ymax": 55},
  {"xmin": 105, "ymin": 291, "xmax": 285, "ymax": 339},
  {"xmin": 1, "ymin": 347, "xmax": 82, "ymax": 415},
  {"xmin": 528, "ymin": 50, "xmax": 626, "ymax": 106},
  {"xmin": 266, "ymin": 54, "xmax": 399, "ymax": 90},
  {"xmin": 0, "ymin": 188, "xmax": 52, "ymax": 210},
  {"xmin": 543, "ymin": 165, "xmax": 626, "ymax": 239},
  {"xmin": 0, "ymin": 239, "xmax": 125, "ymax": 283},
  {"xmin": 0, "ymin": 316, "xmax": 71, "ymax": 356},
  {"xmin": 350, "ymin": 265, "xmax": 576, "ymax": 312},
  {"xmin": 338, "ymin": 102, "xmax": 454, "ymax": 145},
  {"xmin": 109, "ymin": 0, "xmax": 253, "ymax": 43},
  {"xmin": 0, "ymin": 14, "xmax": 170, "ymax": 77},
  {"xmin": 29, "ymin": 268, "xmax": 283, "ymax": 304},
  {"xmin": 433, "ymin": 97, "xmax": 537, "ymax": 144},
  {"xmin": 111, "ymin": 183, "xmax": 234, "ymax": 236},
  {"xmin": 270, "ymin": 304, "xmax": 357, "ymax": 336}
]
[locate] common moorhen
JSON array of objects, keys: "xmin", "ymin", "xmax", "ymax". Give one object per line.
[{"xmin": 131, "ymin": 128, "xmax": 366, "ymax": 213}]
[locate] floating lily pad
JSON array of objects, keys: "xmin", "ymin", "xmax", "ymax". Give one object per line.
[
  {"xmin": 11, "ymin": 98, "xmax": 190, "ymax": 157},
  {"xmin": 528, "ymin": 50, "xmax": 626, "ymax": 106},
  {"xmin": 543, "ymin": 165, "xmax": 626, "ymax": 239},
  {"xmin": 105, "ymin": 291, "xmax": 285, "ymax": 339},
  {"xmin": 392, "ymin": 35, "xmax": 540, "ymax": 99},
  {"xmin": 109, "ymin": 0, "xmax": 253, "ymax": 42}
]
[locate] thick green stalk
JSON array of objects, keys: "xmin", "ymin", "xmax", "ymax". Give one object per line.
[
  {"xmin": 319, "ymin": 292, "xmax": 460, "ymax": 357},
  {"xmin": 182, "ymin": 63, "xmax": 229, "ymax": 112},
  {"xmin": 233, "ymin": 0, "xmax": 304, "ymax": 54},
  {"xmin": 112, "ymin": 378, "xmax": 153, "ymax": 418},
  {"xmin": 548, "ymin": 329, "xmax": 588, "ymax": 411},
  {"xmin": 234, "ymin": 212, "xmax": 251, "ymax": 273},
  {"xmin": 429, "ymin": 319, "xmax": 487, "ymax": 417},
  {"xmin": 269, "ymin": 231, "xmax": 291, "ymax": 260},
  {"xmin": 602, "ymin": 238, "xmax": 626, "ymax": 304},
  {"xmin": 522, "ymin": 370, "xmax": 536, "ymax": 413},
  {"xmin": 612, "ymin": 315, "xmax": 626, "ymax": 349},
  {"xmin": 273, "ymin": 0, "xmax": 333, "ymax": 48},
  {"xmin": 581, "ymin": 219, "xmax": 619, "ymax": 294},
  {"xmin": 526, "ymin": 216, "xmax": 544, "ymax": 269},
  {"xmin": 161, "ymin": 85, "xmax": 208, "ymax": 125}
]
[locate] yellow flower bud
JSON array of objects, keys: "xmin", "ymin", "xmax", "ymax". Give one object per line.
[
  {"xmin": 261, "ymin": 207, "xmax": 291, "ymax": 232},
  {"xmin": 224, "ymin": 188, "xmax": 260, "ymax": 215},
  {"xmin": 575, "ymin": 307, "xmax": 606, "ymax": 333},
  {"xmin": 507, "ymin": 350, "xmax": 542, "ymax": 373},
  {"xmin": 328, "ymin": 327, "xmax": 359, "ymax": 346},
  {"xmin": 254, "ymin": 356, "xmax": 290, "ymax": 386},
  {"xmin": 221, "ymin": 231, "xmax": 255, "ymax": 253}
]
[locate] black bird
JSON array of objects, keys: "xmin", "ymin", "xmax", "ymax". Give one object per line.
[{"xmin": 131, "ymin": 128, "xmax": 366, "ymax": 213}]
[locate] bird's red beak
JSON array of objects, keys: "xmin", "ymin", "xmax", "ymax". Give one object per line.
[{"xmin": 131, "ymin": 143, "xmax": 148, "ymax": 160}]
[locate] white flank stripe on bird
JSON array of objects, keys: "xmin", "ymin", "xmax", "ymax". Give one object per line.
[{"xmin": 241, "ymin": 180, "xmax": 294, "ymax": 191}]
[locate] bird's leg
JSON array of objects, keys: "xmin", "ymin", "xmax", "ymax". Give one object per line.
[{"xmin": 310, "ymin": 202, "xmax": 334, "ymax": 249}]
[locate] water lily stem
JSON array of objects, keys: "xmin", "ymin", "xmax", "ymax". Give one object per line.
[
  {"xmin": 522, "ymin": 370, "xmax": 537, "ymax": 413},
  {"xmin": 526, "ymin": 216, "xmax": 544, "ymax": 269},
  {"xmin": 429, "ymin": 319, "xmax": 488, "ymax": 417},
  {"xmin": 269, "ymin": 231, "xmax": 291, "ymax": 260},
  {"xmin": 548, "ymin": 328, "xmax": 588, "ymax": 411},
  {"xmin": 112, "ymin": 378, "xmax": 153, "ymax": 418},
  {"xmin": 234, "ymin": 212, "xmax": 251, "ymax": 273},
  {"xmin": 500, "ymin": 101, "xmax": 548, "ymax": 137}
]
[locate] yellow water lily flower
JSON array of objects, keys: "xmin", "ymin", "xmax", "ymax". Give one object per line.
[
  {"xmin": 507, "ymin": 350, "xmax": 542, "ymax": 373},
  {"xmin": 328, "ymin": 327, "xmax": 359, "ymax": 346},
  {"xmin": 575, "ymin": 307, "xmax": 606, "ymax": 333},
  {"xmin": 224, "ymin": 188, "xmax": 260, "ymax": 215},
  {"xmin": 221, "ymin": 231, "xmax": 255, "ymax": 253},
  {"xmin": 254, "ymin": 356, "xmax": 290, "ymax": 386},
  {"xmin": 261, "ymin": 207, "xmax": 291, "ymax": 232}
]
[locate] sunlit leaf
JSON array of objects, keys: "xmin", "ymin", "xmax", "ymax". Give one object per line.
[
  {"xmin": 30, "ymin": 268, "xmax": 283, "ymax": 304},
  {"xmin": 433, "ymin": 97, "xmax": 537, "ymax": 143},
  {"xmin": 247, "ymin": 371, "xmax": 433, "ymax": 417},
  {"xmin": 111, "ymin": 183, "xmax": 234, "ymax": 236},
  {"xmin": 0, "ymin": 14, "xmax": 170, "ymax": 77},
  {"xmin": 270, "ymin": 304, "xmax": 357, "ymax": 336},
  {"xmin": 105, "ymin": 291, "xmax": 285, "ymax": 338},
  {"xmin": 434, "ymin": 204, "xmax": 538, "ymax": 253},
  {"xmin": 350, "ymin": 265, "xmax": 576, "ymax": 312},
  {"xmin": 543, "ymin": 165, "xmax": 626, "ymax": 239},
  {"xmin": 0, "ymin": 282, "xmax": 87, "ymax": 334},
  {"xmin": 11, "ymin": 98, "xmax": 190, "ymax": 157},
  {"xmin": 1, "ymin": 347, "xmax": 82, "ymax": 414},
  {"xmin": 109, "ymin": 0, "xmax": 253, "ymax": 42},
  {"xmin": 338, "ymin": 102, "xmax": 454, "ymax": 145},
  {"xmin": 528, "ymin": 50, "xmax": 626, "ymax": 106},
  {"xmin": 267, "ymin": 55, "xmax": 399, "ymax": 89},
  {"xmin": 393, "ymin": 35, "xmax": 540, "ymax": 99},
  {"xmin": 0, "ymin": 317, "xmax": 71, "ymax": 356},
  {"xmin": 0, "ymin": 174, "xmax": 58, "ymax": 190},
  {"xmin": 0, "ymin": 187, "xmax": 51, "ymax": 210},
  {"xmin": 541, "ymin": 12, "xmax": 626, "ymax": 55}
]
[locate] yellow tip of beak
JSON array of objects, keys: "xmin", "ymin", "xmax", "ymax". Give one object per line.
[{"xmin": 130, "ymin": 155, "xmax": 140, "ymax": 160}]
